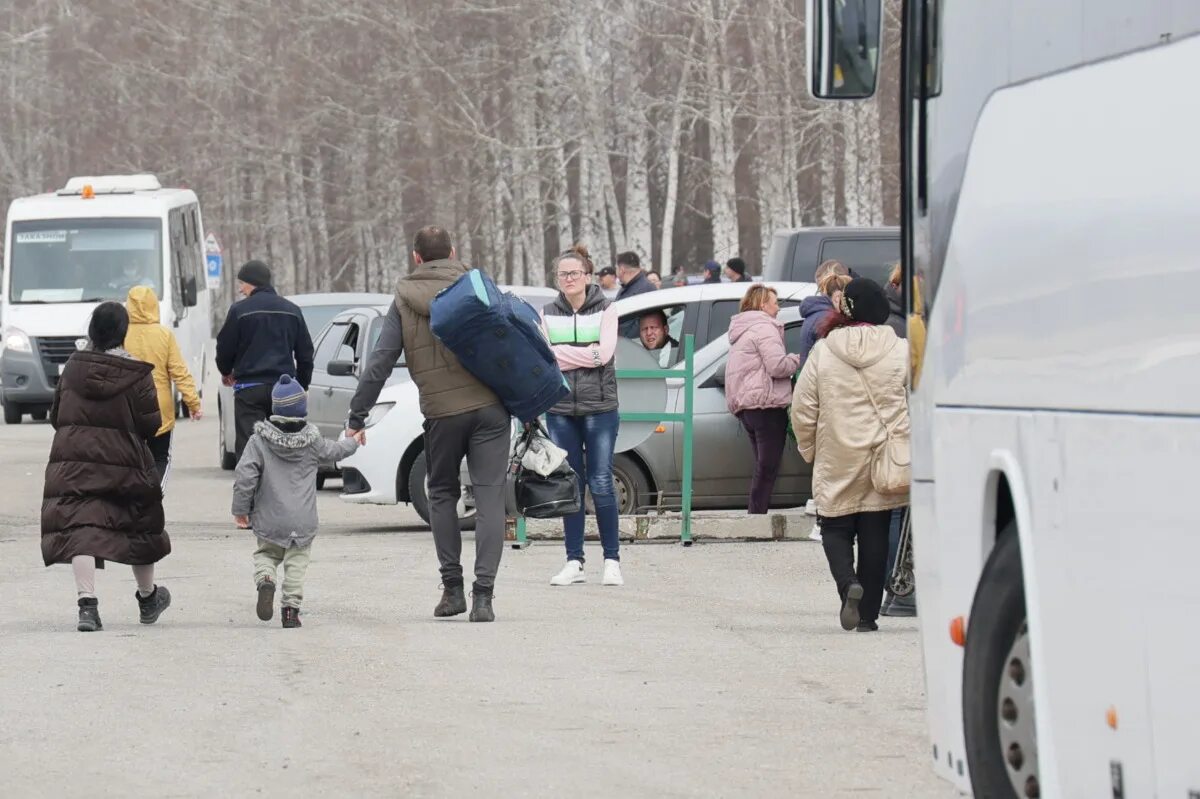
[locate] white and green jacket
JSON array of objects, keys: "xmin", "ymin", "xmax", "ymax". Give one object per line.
[{"xmin": 542, "ymin": 285, "xmax": 619, "ymax": 416}]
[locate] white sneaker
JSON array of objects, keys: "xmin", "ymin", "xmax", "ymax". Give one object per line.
[
  {"xmin": 602, "ymin": 559, "xmax": 624, "ymax": 586},
  {"xmin": 550, "ymin": 560, "xmax": 586, "ymax": 586},
  {"xmin": 808, "ymin": 522, "xmax": 823, "ymax": 542}
]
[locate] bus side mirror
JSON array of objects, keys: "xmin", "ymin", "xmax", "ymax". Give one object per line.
[
  {"xmin": 182, "ymin": 276, "xmax": 198, "ymax": 308},
  {"xmin": 807, "ymin": 0, "xmax": 882, "ymax": 100}
]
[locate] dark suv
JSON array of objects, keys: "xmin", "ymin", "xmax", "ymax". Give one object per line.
[{"xmin": 763, "ymin": 226, "xmax": 899, "ymax": 286}]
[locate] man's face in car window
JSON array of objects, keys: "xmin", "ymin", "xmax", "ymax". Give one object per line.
[{"xmin": 640, "ymin": 313, "xmax": 669, "ymax": 350}]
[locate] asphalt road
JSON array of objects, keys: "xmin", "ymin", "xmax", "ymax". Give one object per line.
[{"xmin": 0, "ymin": 399, "xmax": 959, "ymax": 798}]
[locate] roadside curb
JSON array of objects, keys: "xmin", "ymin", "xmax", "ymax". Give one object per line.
[{"xmin": 509, "ymin": 509, "xmax": 816, "ymax": 543}]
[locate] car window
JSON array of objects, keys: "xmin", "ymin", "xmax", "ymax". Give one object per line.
[
  {"xmin": 335, "ymin": 323, "xmax": 360, "ymax": 363},
  {"xmin": 313, "ymin": 322, "xmax": 347, "ymax": 369},
  {"xmin": 299, "ymin": 304, "xmax": 348, "ymax": 339},
  {"xmin": 622, "ymin": 305, "xmax": 687, "ymax": 368},
  {"xmin": 784, "ymin": 323, "xmax": 806, "ymax": 355},
  {"xmin": 706, "ymin": 300, "xmax": 740, "ymax": 346},
  {"xmin": 366, "ymin": 316, "xmax": 405, "ymax": 367},
  {"xmin": 812, "ymin": 238, "xmax": 900, "ymax": 286}
]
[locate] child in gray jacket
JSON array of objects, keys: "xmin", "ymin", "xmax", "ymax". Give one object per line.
[{"xmin": 232, "ymin": 375, "xmax": 358, "ymax": 628}]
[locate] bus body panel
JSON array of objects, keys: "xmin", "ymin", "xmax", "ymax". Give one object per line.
[{"xmin": 911, "ymin": 22, "xmax": 1200, "ymax": 795}]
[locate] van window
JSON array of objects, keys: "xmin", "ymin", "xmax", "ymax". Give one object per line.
[
  {"xmin": 814, "ymin": 238, "xmax": 900, "ymax": 286},
  {"xmin": 8, "ymin": 219, "xmax": 163, "ymax": 303},
  {"xmin": 168, "ymin": 209, "xmax": 186, "ymax": 315},
  {"xmin": 187, "ymin": 206, "xmax": 206, "ymax": 292}
]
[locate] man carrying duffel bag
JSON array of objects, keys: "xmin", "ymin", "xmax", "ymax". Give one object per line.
[{"xmin": 346, "ymin": 226, "xmax": 509, "ymax": 623}]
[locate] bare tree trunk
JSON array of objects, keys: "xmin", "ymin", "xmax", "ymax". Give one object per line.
[
  {"xmin": 625, "ymin": 122, "xmax": 652, "ymax": 263},
  {"xmin": 704, "ymin": 0, "xmax": 739, "ymax": 261}
]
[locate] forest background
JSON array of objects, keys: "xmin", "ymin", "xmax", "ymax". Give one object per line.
[{"xmin": 0, "ymin": 0, "xmax": 900, "ymax": 307}]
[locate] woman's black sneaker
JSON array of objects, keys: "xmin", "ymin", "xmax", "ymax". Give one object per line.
[
  {"xmin": 282, "ymin": 607, "xmax": 302, "ymax": 628},
  {"xmin": 256, "ymin": 579, "xmax": 276, "ymax": 621},
  {"xmin": 77, "ymin": 597, "xmax": 102, "ymax": 632},
  {"xmin": 856, "ymin": 620, "xmax": 879, "ymax": 632},
  {"xmin": 840, "ymin": 583, "xmax": 864, "ymax": 631},
  {"xmin": 136, "ymin": 585, "xmax": 172, "ymax": 624}
]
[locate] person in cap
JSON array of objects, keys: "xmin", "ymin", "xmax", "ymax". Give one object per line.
[
  {"xmin": 702, "ymin": 260, "xmax": 723, "ymax": 284},
  {"xmin": 790, "ymin": 278, "xmax": 910, "ymax": 633},
  {"xmin": 215, "ymin": 260, "xmax": 315, "ymax": 461},
  {"xmin": 724, "ymin": 257, "xmax": 752, "ymax": 283},
  {"xmin": 596, "ymin": 265, "xmax": 620, "ymax": 301},
  {"xmin": 232, "ymin": 375, "xmax": 358, "ymax": 628}
]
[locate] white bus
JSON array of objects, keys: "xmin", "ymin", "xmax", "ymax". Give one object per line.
[
  {"xmin": 808, "ymin": 1, "xmax": 1200, "ymax": 796},
  {"xmin": 1, "ymin": 175, "xmax": 211, "ymax": 424}
]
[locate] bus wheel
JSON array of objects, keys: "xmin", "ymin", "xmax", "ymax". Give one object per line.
[{"xmin": 963, "ymin": 524, "xmax": 1038, "ymax": 799}]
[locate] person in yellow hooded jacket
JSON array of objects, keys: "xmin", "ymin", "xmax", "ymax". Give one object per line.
[{"xmin": 124, "ymin": 286, "xmax": 202, "ymax": 486}]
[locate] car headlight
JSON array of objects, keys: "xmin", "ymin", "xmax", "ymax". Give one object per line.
[
  {"xmin": 364, "ymin": 402, "xmax": 394, "ymax": 428},
  {"xmin": 1, "ymin": 327, "xmax": 31, "ymax": 354}
]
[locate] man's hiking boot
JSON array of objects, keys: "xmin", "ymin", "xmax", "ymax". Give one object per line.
[
  {"xmin": 257, "ymin": 579, "xmax": 276, "ymax": 621},
  {"xmin": 434, "ymin": 583, "xmax": 467, "ymax": 618},
  {"xmin": 77, "ymin": 597, "xmax": 102, "ymax": 632},
  {"xmin": 281, "ymin": 607, "xmax": 302, "ymax": 628},
  {"xmin": 137, "ymin": 585, "xmax": 172, "ymax": 625},
  {"xmin": 469, "ymin": 589, "xmax": 495, "ymax": 623}
]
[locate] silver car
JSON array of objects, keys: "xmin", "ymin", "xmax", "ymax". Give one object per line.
[{"xmin": 605, "ymin": 283, "xmax": 817, "ymax": 513}]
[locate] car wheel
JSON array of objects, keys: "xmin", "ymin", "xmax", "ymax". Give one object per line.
[
  {"xmin": 218, "ymin": 402, "xmax": 236, "ymax": 470},
  {"xmin": 31, "ymin": 409, "xmax": 48, "ymax": 422},
  {"xmin": 610, "ymin": 454, "xmax": 652, "ymax": 515},
  {"xmin": 3, "ymin": 402, "xmax": 22, "ymax": 425},
  {"xmin": 407, "ymin": 454, "xmax": 477, "ymax": 531},
  {"xmin": 963, "ymin": 523, "xmax": 1037, "ymax": 799}
]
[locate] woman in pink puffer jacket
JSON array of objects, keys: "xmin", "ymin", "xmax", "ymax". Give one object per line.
[{"xmin": 725, "ymin": 285, "xmax": 801, "ymax": 513}]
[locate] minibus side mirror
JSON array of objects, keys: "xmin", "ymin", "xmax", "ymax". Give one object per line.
[
  {"xmin": 808, "ymin": 0, "xmax": 882, "ymax": 100},
  {"xmin": 182, "ymin": 276, "xmax": 198, "ymax": 308}
]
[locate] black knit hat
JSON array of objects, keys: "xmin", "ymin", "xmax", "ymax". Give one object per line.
[
  {"xmin": 237, "ymin": 260, "xmax": 272, "ymax": 288},
  {"xmin": 840, "ymin": 278, "xmax": 890, "ymax": 325},
  {"xmin": 725, "ymin": 257, "xmax": 747, "ymax": 276},
  {"xmin": 88, "ymin": 301, "xmax": 130, "ymax": 351}
]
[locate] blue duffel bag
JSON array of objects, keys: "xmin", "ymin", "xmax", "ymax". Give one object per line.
[{"xmin": 430, "ymin": 269, "xmax": 569, "ymax": 422}]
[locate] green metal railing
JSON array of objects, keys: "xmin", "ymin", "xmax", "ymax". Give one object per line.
[{"xmin": 512, "ymin": 333, "xmax": 696, "ymax": 547}]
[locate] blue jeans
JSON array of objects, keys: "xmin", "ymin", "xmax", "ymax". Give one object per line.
[{"xmin": 545, "ymin": 410, "xmax": 620, "ymax": 563}]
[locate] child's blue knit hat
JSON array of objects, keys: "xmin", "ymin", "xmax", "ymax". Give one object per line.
[{"xmin": 271, "ymin": 375, "xmax": 307, "ymax": 418}]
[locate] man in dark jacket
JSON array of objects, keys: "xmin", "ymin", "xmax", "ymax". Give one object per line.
[
  {"xmin": 216, "ymin": 260, "xmax": 315, "ymax": 461},
  {"xmin": 724, "ymin": 257, "xmax": 753, "ymax": 283},
  {"xmin": 615, "ymin": 251, "xmax": 656, "ymax": 337},
  {"xmin": 702, "ymin": 260, "xmax": 723, "ymax": 284},
  {"xmin": 346, "ymin": 226, "xmax": 509, "ymax": 623}
]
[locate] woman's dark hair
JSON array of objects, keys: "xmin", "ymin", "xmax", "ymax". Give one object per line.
[{"xmin": 88, "ymin": 302, "xmax": 130, "ymax": 351}]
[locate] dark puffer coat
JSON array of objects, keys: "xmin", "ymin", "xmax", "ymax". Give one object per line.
[{"xmin": 41, "ymin": 350, "xmax": 171, "ymax": 567}]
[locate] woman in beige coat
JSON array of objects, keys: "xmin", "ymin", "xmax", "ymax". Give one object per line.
[{"xmin": 791, "ymin": 278, "xmax": 910, "ymax": 632}]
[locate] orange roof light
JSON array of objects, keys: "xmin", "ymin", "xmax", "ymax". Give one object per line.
[
  {"xmin": 81, "ymin": 184, "xmax": 95, "ymax": 199},
  {"xmin": 949, "ymin": 616, "xmax": 966, "ymax": 647}
]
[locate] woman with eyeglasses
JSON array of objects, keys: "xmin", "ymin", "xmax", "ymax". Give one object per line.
[{"xmin": 540, "ymin": 244, "xmax": 623, "ymax": 587}]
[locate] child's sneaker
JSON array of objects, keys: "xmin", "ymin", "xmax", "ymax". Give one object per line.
[
  {"xmin": 256, "ymin": 578, "xmax": 276, "ymax": 621},
  {"xmin": 282, "ymin": 607, "xmax": 302, "ymax": 628},
  {"xmin": 77, "ymin": 597, "xmax": 102, "ymax": 632},
  {"xmin": 136, "ymin": 585, "xmax": 171, "ymax": 625}
]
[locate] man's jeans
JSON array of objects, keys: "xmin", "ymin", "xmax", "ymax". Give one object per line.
[{"xmin": 546, "ymin": 410, "xmax": 620, "ymax": 564}]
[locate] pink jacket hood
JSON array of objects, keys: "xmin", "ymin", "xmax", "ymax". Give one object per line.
[{"xmin": 725, "ymin": 311, "xmax": 802, "ymax": 415}]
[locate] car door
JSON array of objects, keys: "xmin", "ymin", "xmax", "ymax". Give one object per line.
[
  {"xmin": 773, "ymin": 321, "xmax": 812, "ymax": 504},
  {"xmin": 308, "ymin": 319, "xmax": 349, "ymax": 439},
  {"xmin": 325, "ymin": 313, "xmax": 371, "ymax": 431},
  {"xmin": 683, "ymin": 346, "xmax": 759, "ymax": 506}
]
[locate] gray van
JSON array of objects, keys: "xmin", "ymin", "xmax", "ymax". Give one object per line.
[{"xmin": 763, "ymin": 226, "xmax": 899, "ymax": 286}]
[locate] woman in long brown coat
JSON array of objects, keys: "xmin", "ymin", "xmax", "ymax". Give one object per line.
[{"xmin": 42, "ymin": 302, "xmax": 173, "ymax": 632}]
